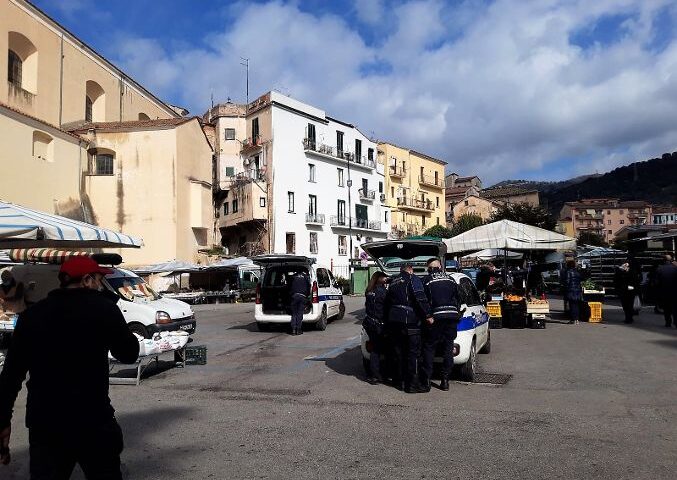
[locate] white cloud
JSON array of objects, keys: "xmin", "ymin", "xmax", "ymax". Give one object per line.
[{"xmin": 112, "ymin": 0, "xmax": 677, "ymax": 184}]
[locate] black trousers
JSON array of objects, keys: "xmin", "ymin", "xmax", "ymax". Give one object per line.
[
  {"xmin": 290, "ymin": 296, "xmax": 305, "ymax": 331},
  {"xmin": 663, "ymin": 298, "xmax": 676, "ymax": 327},
  {"xmin": 421, "ymin": 321, "xmax": 457, "ymax": 384},
  {"xmin": 29, "ymin": 417, "xmax": 123, "ymax": 480},
  {"xmin": 620, "ymin": 293, "xmax": 635, "ymax": 322},
  {"xmin": 387, "ymin": 323, "xmax": 421, "ymax": 388},
  {"xmin": 364, "ymin": 326, "xmax": 385, "ymax": 379}
]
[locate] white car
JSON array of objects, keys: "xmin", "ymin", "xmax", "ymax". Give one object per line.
[
  {"xmin": 252, "ymin": 255, "xmax": 345, "ymax": 331},
  {"xmin": 359, "ymin": 240, "xmax": 490, "ymax": 382}
]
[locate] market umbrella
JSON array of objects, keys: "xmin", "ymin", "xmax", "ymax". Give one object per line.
[
  {"xmin": 0, "ymin": 200, "xmax": 143, "ymax": 248},
  {"xmin": 133, "ymin": 260, "xmax": 202, "ymax": 275},
  {"xmin": 461, "ymin": 248, "xmax": 524, "ymax": 261}
]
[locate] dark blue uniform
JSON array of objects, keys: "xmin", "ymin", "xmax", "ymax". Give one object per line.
[
  {"xmin": 363, "ymin": 285, "xmax": 387, "ymax": 381},
  {"xmin": 384, "ymin": 269, "xmax": 431, "ymax": 391},
  {"xmin": 290, "ymin": 272, "xmax": 309, "ymax": 334},
  {"xmin": 421, "ymin": 268, "xmax": 461, "ymax": 388}
]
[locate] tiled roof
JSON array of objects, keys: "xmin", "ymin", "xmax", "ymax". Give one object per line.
[
  {"xmin": 481, "ymin": 186, "xmax": 538, "ymax": 199},
  {"xmin": 455, "ymin": 175, "xmax": 480, "ymax": 182},
  {"xmin": 445, "ymin": 186, "xmax": 471, "ymax": 195},
  {"xmin": 69, "ymin": 117, "xmax": 194, "ymax": 132},
  {"xmin": 0, "ymin": 101, "xmax": 84, "ymax": 141},
  {"xmin": 652, "ymin": 206, "xmax": 677, "ymax": 214},
  {"xmin": 618, "ymin": 200, "xmax": 651, "ymax": 208}
]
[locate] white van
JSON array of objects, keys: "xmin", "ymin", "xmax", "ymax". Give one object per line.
[
  {"xmin": 252, "ymin": 255, "xmax": 345, "ymax": 331},
  {"xmin": 8, "ymin": 263, "xmax": 196, "ymax": 339},
  {"xmin": 359, "ymin": 240, "xmax": 490, "ymax": 381}
]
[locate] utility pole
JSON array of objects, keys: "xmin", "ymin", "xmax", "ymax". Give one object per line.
[
  {"xmin": 347, "ymin": 157, "xmax": 353, "ymax": 264},
  {"xmin": 240, "ymin": 57, "xmax": 249, "ymax": 110}
]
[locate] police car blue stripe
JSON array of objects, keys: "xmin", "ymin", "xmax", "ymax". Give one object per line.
[
  {"xmin": 457, "ymin": 312, "xmax": 490, "ymax": 332},
  {"xmin": 318, "ymin": 295, "xmax": 343, "ymax": 301}
]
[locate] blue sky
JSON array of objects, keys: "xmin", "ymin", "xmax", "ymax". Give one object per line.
[{"xmin": 32, "ymin": 0, "xmax": 677, "ymax": 185}]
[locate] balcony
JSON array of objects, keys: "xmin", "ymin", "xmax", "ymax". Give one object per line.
[
  {"xmin": 218, "ymin": 177, "xmax": 268, "ymax": 229},
  {"xmin": 303, "ymin": 138, "xmax": 374, "ymax": 170},
  {"xmin": 241, "ymin": 135, "xmax": 263, "ymax": 154},
  {"xmin": 391, "ymin": 223, "xmax": 419, "ymax": 239},
  {"xmin": 358, "ymin": 188, "xmax": 376, "ymax": 201},
  {"xmin": 628, "ymin": 211, "xmax": 648, "ymax": 219},
  {"xmin": 379, "ymin": 193, "xmax": 386, "ymax": 203},
  {"xmin": 575, "ymin": 213, "xmax": 603, "ymax": 220},
  {"xmin": 329, "ymin": 216, "xmax": 382, "ymax": 231},
  {"xmin": 390, "ymin": 165, "xmax": 406, "ymax": 178},
  {"xmin": 305, "ymin": 213, "xmax": 325, "ymax": 225},
  {"xmin": 396, "ymin": 197, "xmax": 435, "ymax": 212},
  {"xmin": 419, "ymin": 174, "xmax": 444, "ymax": 189}
]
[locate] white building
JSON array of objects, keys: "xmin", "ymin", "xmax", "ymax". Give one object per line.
[{"xmin": 204, "ymin": 92, "xmax": 390, "ymax": 270}]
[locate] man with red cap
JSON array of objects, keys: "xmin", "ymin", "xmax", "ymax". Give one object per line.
[{"xmin": 0, "ymin": 256, "xmax": 139, "ymax": 478}]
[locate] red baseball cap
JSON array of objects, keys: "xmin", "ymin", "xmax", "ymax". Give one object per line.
[{"xmin": 59, "ymin": 256, "xmax": 113, "ymax": 278}]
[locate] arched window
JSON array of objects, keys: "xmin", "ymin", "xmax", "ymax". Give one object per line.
[
  {"xmin": 138, "ymin": 112, "xmax": 150, "ymax": 121},
  {"xmin": 8, "ymin": 32, "xmax": 38, "ymax": 94},
  {"xmin": 88, "ymin": 148, "xmax": 115, "ymax": 176},
  {"xmin": 32, "ymin": 131, "xmax": 53, "ymax": 162},
  {"xmin": 85, "ymin": 80, "xmax": 106, "ymax": 122}
]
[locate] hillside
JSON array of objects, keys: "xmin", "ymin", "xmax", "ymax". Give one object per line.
[{"xmin": 495, "ymin": 152, "xmax": 677, "ymax": 215}]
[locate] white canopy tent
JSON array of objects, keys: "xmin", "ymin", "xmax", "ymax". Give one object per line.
[
  {"xmin": 133, "ymin": 260, "xmax": 202, "ymax": 275},
  {"xmin": 0, "ymin": 200, "xmax": 143, "ymax": 249},
  {"xmin": 461, "ymin": 248, "xmax": 524, "ymax": 261},
  {"xmin": 445, "ymin": 220, "xmax": 576, "ymax": 254}
]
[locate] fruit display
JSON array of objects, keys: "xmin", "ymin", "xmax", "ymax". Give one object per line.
[
  {"xmin": 528, "ymin": 298, "xmax": 548, "ymax": 304},
  {"xmin": 504, "ymin": 294, "xmax": 524, "ymax": 302}
]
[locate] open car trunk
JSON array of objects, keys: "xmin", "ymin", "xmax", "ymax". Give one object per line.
[
  {"xmin": 360, "ymin": 240, "xmax": 447, "ymax": 278},
  {"xmin": 252, "ymin": 255, "xmax": 314, "ymax": 315}
]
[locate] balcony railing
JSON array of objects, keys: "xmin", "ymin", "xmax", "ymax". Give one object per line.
[
  {"xmin": 389, "ymin": 165, "xmax": 406, "ymax": 177},
  {"xmin": 628, "ymin": 211, "xmax": 648, "ymax": 219},
  {"xmin": 303, "ymin": 138, "xmax": 374, "ymax": 169},
  {"xmin": 329, "ymin": 216, "xmax": 382, "ymax": 230},
  {"xmin": 396, "ymin": 197, "xmax": 435, "ymax": 211},
  {"xmin": 358, "ymin": 188, "xmax": 376, "ymax": 200},
  {"xmin": 419, "ymin": 174, "xmax": 444, "ymax": 188},
  {"xmin": 576, "ymin": 213, "xmax": 603, "ymax": 220},
  {"xmin": 305, "ymin": 213, "xmax": 325, "ymax": 225},
  {"xmin": 241, "ymin": 135, "xmax": 263, "ymax": 152}
]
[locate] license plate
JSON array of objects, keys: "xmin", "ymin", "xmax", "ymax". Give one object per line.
[{"xmin": 179, "ymin": 324, "xmax": 193, "ymax": 331}]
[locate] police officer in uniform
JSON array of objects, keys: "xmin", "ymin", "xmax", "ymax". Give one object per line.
[
  {"xmin": 421, "ymin": 258, "xmax": 461, "ymax": 391},
  {"xmin": 290, "ymin": 271, "xmax": 309, "ymax": 335},
  {"xmin": 384, "ymin": 263, "xmax": 432, "ymax": 393}
]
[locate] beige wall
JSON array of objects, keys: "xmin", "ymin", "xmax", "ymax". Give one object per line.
[
  {"xmin": 452, "ymin": 195, "xmax": 497, "ymax": 221},
  {"xmin": 1, "ymin": 0, "xmax": 175, "ymax": 126},
  {"xmin": 0, "ymin": 105, "xmax": 85, "ymax": 216}
]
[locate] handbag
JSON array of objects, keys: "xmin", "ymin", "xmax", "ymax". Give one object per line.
[{"xmin": 363, "ymin": 315, "xmax": 383, "ymax": 336}]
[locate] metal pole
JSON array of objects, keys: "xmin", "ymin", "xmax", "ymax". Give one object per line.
[
  {"xmin": 347, "ymin": 157, "xmax": 353, "ymax": 263},
  {"xmin": 240, "ymin": 57, "xmax": 249, "ymax": 110}
]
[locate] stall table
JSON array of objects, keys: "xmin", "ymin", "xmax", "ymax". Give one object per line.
[{"xmin": 109, "ymin": 346, "xmax": 186, "ymax": 386}]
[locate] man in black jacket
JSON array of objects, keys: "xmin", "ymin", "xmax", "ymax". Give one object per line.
[
  {"xmin": 656, "ymin": 254, "xmax": 677, "ymax": 328},
  {"xmin": 290, "ymin": 271, "xmax": 309, "ymax": 335},
  {"xmin": 0, "ymin": 256, "xmax": 139, "ymax": 479}
]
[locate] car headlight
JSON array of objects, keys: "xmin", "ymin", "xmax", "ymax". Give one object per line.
[{"xmin": 155, "ymin": 311, "xmax": 172, "ymax": 324}]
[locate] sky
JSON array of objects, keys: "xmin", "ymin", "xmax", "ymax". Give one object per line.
[{"xmin": 32, "ymin": 0, "xmax": 677, "ymax": 185}]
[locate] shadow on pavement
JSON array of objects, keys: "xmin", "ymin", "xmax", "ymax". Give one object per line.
[
  {"xmin": 646, "ymin": 338, "xmax": 677, "ymax": 350},
  {"xmin": 323, "ymin": 345, "xmax": 366, "ymax": 380},
  {"xmin": 228, "ymin": 321, "xmax": 260, "ymax": 332}
]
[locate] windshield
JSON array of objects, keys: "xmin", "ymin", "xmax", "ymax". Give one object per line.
[
  {"xmin": 381, "ymin": 256, "xmax": 433, "ymax": 277},
  {"xmin": 105, "ymin": 276, "xmax": 160, "ymax": 301}
]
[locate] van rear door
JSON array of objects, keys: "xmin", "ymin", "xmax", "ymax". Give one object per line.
[{"xmin": 252, "ymin": 255, "xmax": 314, "ymax": 315}]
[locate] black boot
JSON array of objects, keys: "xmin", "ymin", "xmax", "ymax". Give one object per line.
[
  {"xmin": 440, "ymin": 378, "xmax": 450, "ymax": 391},
  {"xmin": 405, "ymin": 382, "xmax": 428, "ymax": 394}
]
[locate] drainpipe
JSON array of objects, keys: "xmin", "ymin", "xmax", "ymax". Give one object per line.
[{"xmin": 58, "ymin": 33, "xmax": 64, "ymax": 127}]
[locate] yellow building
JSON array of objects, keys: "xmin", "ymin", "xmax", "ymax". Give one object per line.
[
  {"xmin": 0, "ymin": 0, "xmax": 215, "ymax": 265},
  {"xmin": 378, "ymin": 142, "xmax": 446, "ymax": 237}
]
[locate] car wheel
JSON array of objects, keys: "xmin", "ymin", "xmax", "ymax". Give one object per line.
[
  {"xmin": 479, "ymin": 331, "xmax": 491, "ymax": 354},
  {"xmin": 128, "ymin": 323, "xmax": 149, "ymax": 339},
  {"xmin": 337, "ymin": 302, "xmax": 346, "ymax": 320},
  {"xmin": 315, "ymin": 307, "xmax": 328, "ymax": 331},
  {"xmin": 257, "ymin": 322, "xmax": 271, "ymax": 332},
  {"xmin": 460, "ymin": 339, "xmax": 476, "ymax": 382}
]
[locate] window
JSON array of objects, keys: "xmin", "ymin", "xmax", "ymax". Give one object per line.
[
  {"xmin": 317, "ymin": 268, "xmax": 330, "ymax": 288},
  {"xmin": 434, "ymin": 171, "xmax": 438, "ymax": 184},
  {"xmin": 259, "ymin": 197, "xmax": 266, "ymax": 207},
  {"xmin": 310, "ymin": 232, "xmax": 318, "ymax": 254},
  {"xmin": 85, "ymin": 96, "xmax": 93, "ymax": 122},
  {"xmin": 368, "ymin": 148, "xmax": 374, "ymax": 161},
  {"xmin": 308, "ymin": 164, "xmax": 316, "ymax": 182},
  {"xmin": 338, "ymin": 235, "xmax": 347, "ymax": 255},
  {"xmin": 607, "ymin": 220, "xmax": 611, "ymax": 225},
  {"xmin": 223, "ymin": 202, "xmax": 229, "ymax": 215},
  {"xmin": 224, "ymin": 128, "xmax": 236, "ymax": 140},
  {"xmin": 307, "ymin": 123, "xmax": 316, "ymax": 147},
  {"xmin": 362, "ymin": 178, "xmax": 368, "ymax": 193},
  {"xmin": 356, "ymin": 205, "xmax": 368, "ymax": 224},
  {"xmin": 138, "ymin": 113, "xmax": 150, "ymax": 121},
  {"xmin": 286, "ymin": 233, "xmax": 296, "ymax": 254},
  {"xmin": 420, "ymin": 166, "xmax": 424, "ymax": 178},
  {"xmin": 436, "ymin": 196, "xmax": 439, "ymax": 207},
  {"xmin": 385, "ymin": 211, "xmax": 389, "ymax": 223},
  {"xmin": 391, "ymin": 186, "xmax": 395, "ymax": 197},
  {"xmin": 464, "ymin": 200, "xmax": 469, "ymax": 206},
  {"xmin": 32, "ymin": 131, "xmax": 53, "ymax": 162},
  {"xmin": 288, "ymin": 192, "xmax": 295, "ymax": 213},
  {"xmin": 85, "ymin": 80, "xmax": 105, "ymax": 122},
  {"xmin": 225, "ymin": 166, "xmax": 235, "ymax": 177},
  {"xmin": 252, "ymin": 117, "xmax": 260, "ymax": 139},
  {"xmin": 620, "ymin": 220, "xmax": 624, "ymax": 224},
  {"xmin": 7, "ymin": 49, "xmax": 21, "ymax": 87},
  {"xmin": 379, "ymin": 181, "xmax": 383, "ymax": 193},
  {"xmin": 460, "ymin": 278, "xmax": 481, "ymax": 306},
  {"xmin": 336, "ymin": 131, "xmax": 344, "ymax": 155},
  {"xmin": 308, "ymin": 195, "xmax": 317, "ymax": 215},
  {"xmin": 94, "ymin": 153, "xmax": 114, "ymax": 175},
  {"xmin": 232, "ymin": 199, "xmax": 238, "ymax": 213},
  {"xmin": 619, "ymin": 210, "xmax": 624, "ymax": 214},
  {"xmin": 337, "ymin": 168, "xmax": 344, "ymax": 186},
  {"xmin": 608, "ymin": 230, "xmax": 612, "ymax": 234},
  {"xmin": 437, "ymin": 217, "xmax": 440, "ymax": 225},
  {"xmin": 192, "ymin": 228, "xmax": 208, "ymax": 247},
  {"xmin": 355, "ymin": 139, "xmax": 362, "ymax": 160},
  {"xmin": 337, "ymin": 200, "xmax": 346, "ymax": 223},
  {"xmin": 422, "ymin": 215, "xmax": 426, "ymax": 226}
]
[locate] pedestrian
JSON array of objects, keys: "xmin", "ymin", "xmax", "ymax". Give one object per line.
[
  {"xmin": 475, "ymin": 262, "xmax": 493, "ymax": 304},
  {"xmin": 384, "ymin": 263, "xmax": 432, "ymax": 393},
  {"xmin": 656, "ymin": 254, "xmax": 677, "ymax": 328},
  {"xmin": 421, "ymin": 258, "xmax": 461, "ymax": 392},
  {"xmin": 290, "ymin": 270, "xmax": 309, "ymax": 335},
  {"xmin": 564, "ymin": 259, "xmax": 583, "ymax": 324},
  {"xmin": 0, "ymin": 256, "xmax": 139, "ymax": 478},
  {"xmin": 363, "ymin": 271, "xmax": 388, "ymax": 384},
  {"xmin": 614, "ymin": 261, "xmax": 641, "ymax": 324}
]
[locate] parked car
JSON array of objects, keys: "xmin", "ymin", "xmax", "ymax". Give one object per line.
[
  {"xmin": 252, "ymin": 255, "xmax": 345, "ymax": 331},
  {"xmin": 359, "ymin": 240, "xmax": 490, "ymax": 381},
  {"xmin": 8, "ymin": 263, "xmax": 196, "ymax": 338}
]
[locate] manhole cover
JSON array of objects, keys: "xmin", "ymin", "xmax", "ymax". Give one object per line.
[{"xmin": 471, "ymin": 373, "xmax": 512, "ymax": 385}]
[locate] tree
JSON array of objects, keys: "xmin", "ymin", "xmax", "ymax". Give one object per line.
[
  {"xmin": 489, "ymin": 202, "xmax": 557, "ymax": 231},
  {"xmin": 578, "ymin": 231, "xmax": 608, "ymax": 247},
  {"xmin": 451, "ymin": 213, "xmax": 484, "ymax": 236},
  {"xmin": 423, "ymin": 224, "xmax": 453, "ymax": 238}
]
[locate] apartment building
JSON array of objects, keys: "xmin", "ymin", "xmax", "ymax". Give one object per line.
[
  {"xmin": 378, "ymin": 142, "xmax": 447, "ymax": 238},
  {"xmin": 1, "ymin": 0, "xmax": 214, "ymax": 264},
  {"xmin": 559, "ymin": 199, "xmax": 652, "ymax": 243},
  {"xmin": 444, "ymin": 173, "xmax": 482, "ymax": 223},
  {"xmin": 652, "ymin": 206, "xmax": 677, "ymax": 225},
  {"xmin": 204, "ymin": 92, "xmax": 390, "ymax": 268}
]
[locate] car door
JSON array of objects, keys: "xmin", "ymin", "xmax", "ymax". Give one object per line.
[
  {"xmin": 461, "ymin": 277, "xmax": 487, "ymax": 346},
  {"xmin": 316, "ymin": 268, "xmax": 336, "ymax": 316},
  {"xmin": 327, "ymin": 270, "xmax": 342, "ymax": 307}
]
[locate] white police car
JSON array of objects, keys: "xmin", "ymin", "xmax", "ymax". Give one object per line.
[
  {"xmin": 359, "ymin": 240, "xmax": 490, "ymax": 381},
  {"xmin": 252, "ymin": 255, "xmax": 345, "ymax": 331}
]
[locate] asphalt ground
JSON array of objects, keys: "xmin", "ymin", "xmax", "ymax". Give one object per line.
[{"xmin": 2, "ymin": 296, "xmax": 677, "ymax": 479}]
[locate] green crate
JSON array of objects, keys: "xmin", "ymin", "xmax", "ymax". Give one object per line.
[{"xmin": 185, "ymin": 345, "xmax": 207, "ymax": 365}]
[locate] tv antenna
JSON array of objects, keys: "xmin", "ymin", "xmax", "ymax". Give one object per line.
[{"xmin": 240, "ymin": 57, "xmax": 249, "ymax": 110}]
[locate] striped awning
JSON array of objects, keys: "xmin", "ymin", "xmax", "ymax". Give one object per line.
[
  {"xmin": 0, "ymin": 200, "xmax": 143, "ymax": 248},
  {"xmin": 8, "ymin": 249, "xmax": 90, "ymax": 264}
]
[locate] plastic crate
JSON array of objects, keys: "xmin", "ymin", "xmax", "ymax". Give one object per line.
[
  {"xmin": 486, "ymin": 301, "xmax": 502, "ymax": 318},
  {"xmin": 185, "ymin": 345, "xmax": 207, "ymax": 365},
  {"xmin": 489, "ymin": 316, "xmax": 503, "ymax": 329},
  {"xmin": 588, "ymin": 302, "xmax": 602, "ymax": 323}
]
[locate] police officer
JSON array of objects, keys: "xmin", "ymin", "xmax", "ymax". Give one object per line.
[
  {"xmin": 384, "ymin": 263, "xmax": 432, "ymax": 393},
  {"xmin": 421, "ymin": 258, "xmax": 461, "ymax": 391},
  {"xmin": 290, "ymin": 271, "xmax": 309, "ymax": 335},
  {"xmin": 363, "ymin": 272, "xmax": 388, "ymax": 384}
]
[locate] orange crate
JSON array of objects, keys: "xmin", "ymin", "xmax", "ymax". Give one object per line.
[
  {"xmin": 589, "ymin": 302, "xmax": 602, "ymax": 323},
  {"xmin": 487, "ymin": 301, "xmax": 502, "ymax": 318}
]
